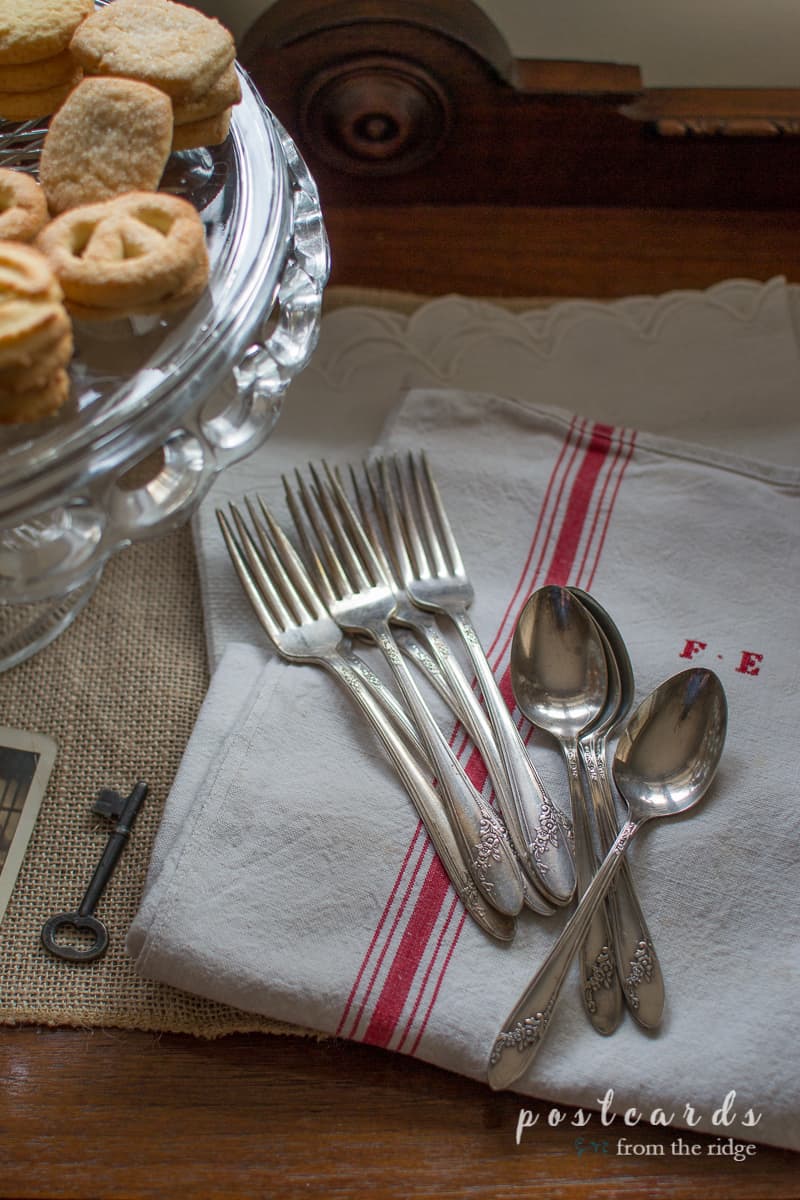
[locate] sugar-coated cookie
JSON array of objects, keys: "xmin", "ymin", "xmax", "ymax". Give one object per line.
[
  {"xmin": 171, "ymin": 106, "xmax": 231, "ymax": 153},
  {"xmin": 40, "ymin": 76, "xmax": 173, "ymax": 213},
  {"xmin": 0, "ymin": 0, "xmax": 93, "ymax": 67},
  {"xmin": 172, "ymin": 63, "xmax": 241, "ymax": 126},
  {"xmin": 0, "ymin": 72, "xmax": 80, "ymax": 120},
  {"xmin": 0, "ymin": 171, "xmax": 49, "ymax": 242},
  {"xmin": 37, "ymin": 190, "xmax": 209, "ymax": 314},
  {"xmin": 0, "ymin": 49, "xmax": 77, "ymax": 93},
  {"xmin": 70, "ymin": 0, "xmax": 235, "ymax": 101},
  {"xmin": 0, "ymin": 243, "xmax": 72, "ymax": 421},
  {"xmin": 0, "ymin": 297, "xmax": 68, "ymax": 352},
  {"xmin": 67, "ymin": 251, "xmax": 209, "ymax": 320}
]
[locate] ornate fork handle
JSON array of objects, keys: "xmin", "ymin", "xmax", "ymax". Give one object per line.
[
  {"xmin": 448, "ymin": 608, "xmax": 576, "ymax": 907},
  {"xmin": 324, "ymin": 651, "xmax": 516, "ymax": 943},
  {"xmin": 395, "ymin": 620, "xmax": 555, "ymax": 917},
  {"xmin": 342, "ymin": 647, "xmax": 425, "ymax": 747},
  {"xmin": 370, "ymin": 621, "xmax": 525, "ymax": 919}
]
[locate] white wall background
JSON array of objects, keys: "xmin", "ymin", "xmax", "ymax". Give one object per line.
[{"xmin": 199, "ymin": 0, "xmax": 800, "ymax": 87}]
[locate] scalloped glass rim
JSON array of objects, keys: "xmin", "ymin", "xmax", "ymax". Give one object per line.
[{"xmin": 0, "ymin": 69, "xmax": 291, "ymax": 522}]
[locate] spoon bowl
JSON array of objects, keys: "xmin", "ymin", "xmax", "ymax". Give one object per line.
[
  {"xmin": 511, "ymin": 586, "xmax": 608, "ymax": 740},
  {"xmin": 614, "ymin": 667, "xmax": 728, "ymax": 823},
  {"xmin": 567, "ymin": 587, "xmax": 633, "ymax": 733}
]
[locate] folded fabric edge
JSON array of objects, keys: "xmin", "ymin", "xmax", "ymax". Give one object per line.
[{"xmin": 377, "ymin": 386, "xmax": 800, "ymax": 489}]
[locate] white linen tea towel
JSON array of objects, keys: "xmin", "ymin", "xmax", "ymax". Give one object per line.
[{"xmin": 128, "ymin": 387, "xmax": 800, "ymax": 1151}]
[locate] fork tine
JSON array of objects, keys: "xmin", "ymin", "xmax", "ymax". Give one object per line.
[
  {"xmin": 285, "ymin": 469, "xmax": 347, "ymax": 603},
  {"xmin": 408, "ymin": 452, "xmax": 448, "ymax": 577},
  {"xmin": 419, "ymin": 450, "xmax": 465, "ymax": 575},
  {"xmin": 219, "ymin": 506, "xmax": 286, "ymax": 638},
  {"xmin": 253, "ymin": 494, "xmax": 329, "ymax": 621},
  {"xmin": 217, "ymin": 509, "xmax": 283, "ymax": 641},
  {"xmin": 242, "ymin": 496, "xmax": 310, "ymax": 627},
  {"xmin": 311, "ymin": 462, "xmax": 372, "ymax": 590},
  {"xmin": 230, "ymin": 503, "xmax": 299, "ymax": 630},
  {"xmin": 322, "ymin": 460, "xmax": 388, "ymax": 590},
  {"xmin": 388, "ymin": 454, "xmax": 433, "ymax": 581},
  {"xmin": 374, "ymin": 457, "xmax": 416, "ymax": 587},
  {"xmin": 348, "ymin": 463, "xmax": 397, "ymax": 587}
]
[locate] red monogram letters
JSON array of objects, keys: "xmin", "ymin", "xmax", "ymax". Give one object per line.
[
  {"xmin": 679, "ymin": 639, "xmax": 707, "ymax": 661},
  {"xmin": 679, "ymin": 639, "xmax": 763, "ymax": 676}
]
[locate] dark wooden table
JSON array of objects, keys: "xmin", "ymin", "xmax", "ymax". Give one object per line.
[
  {"xmin": 323, "ymin": 206, "xmax": 800, "ymax": 301},
  {"xmin": 2, "ymin": 1026, "xmax": 798, "ymax": 1199}
]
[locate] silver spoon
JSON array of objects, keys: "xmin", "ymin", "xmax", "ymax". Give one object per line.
[
  {"xmin": 487, "ymin": 667, "xmax": 727, "ymax": 1091},
  {"xmin": 511, "ymin": 586, "xmax": 623, "ymax": 1035},
  {"xmin": 569, "ymin": 588, "xmax": 665, "ymax": 1028}
]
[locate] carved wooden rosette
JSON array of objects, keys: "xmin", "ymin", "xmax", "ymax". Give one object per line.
[{"xmin": 241, "ymin": 0, "xmax": 800, "ymax": 211}]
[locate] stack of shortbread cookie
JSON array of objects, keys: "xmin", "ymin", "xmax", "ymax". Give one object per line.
[
  {"xmin": 0, "ymin": 0, "xmax": 89, "ymax": 120},
  {"xmin": 70, "ymin": 0, "xmax": 240, "ymax": 151},
  {"xmin": 0, "ymin": 0, "xmax": 248, "ymax": 420},
  {"xmin": 0, "ymin": 240, "xmax": 73, "ymax": 423}
]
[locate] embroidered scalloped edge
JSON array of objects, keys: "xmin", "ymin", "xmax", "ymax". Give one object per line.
[{"xmin": 312, "ymin": 277, "xmax": 796, "ymax": 389}]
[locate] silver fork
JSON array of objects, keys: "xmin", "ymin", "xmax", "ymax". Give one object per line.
[
  {"xmin": 216, "ymin": 500, "xmax": 516, "ymax": 943},
  {"xmin": 384, "ymin": 452, "xmax": 577, "ymax": 908},
  {"xmin": 345, "ymin": 465, "xmax": 489, "ymax": 750},
  {"xmin": 285, "ymin": 465, "xmax": 526, "ymax": 919},
  {"xmin": 351, "ymin": 461, "xmax": 555, "ymax": 918}
]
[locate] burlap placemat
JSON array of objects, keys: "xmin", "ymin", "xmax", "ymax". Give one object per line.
[
  {"xmin": 0, "ymin": 287, "xmax": 548, "ymax": 1037},
  {"xmin": 0, "ymin": 524, "xmax": 303, "ymax": 1036}
]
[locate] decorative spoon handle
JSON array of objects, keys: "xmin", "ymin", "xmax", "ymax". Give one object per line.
[
  {"xmin": 563, "ymin": 741, "xmax": 623, "ymax": 1036},
  {"xmin": 581, "ymin": 734, "xmax": 665, "ymax": 1028},
  {"xmin": 488, "ymin": 818, "xmax": 643, "ymax": 1091},
  {"xmin": 451, "ymin": 608, "xmax": 576, "ymax": 907}
]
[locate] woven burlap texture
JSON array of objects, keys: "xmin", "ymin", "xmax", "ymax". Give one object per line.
[{"xmin": 0, "ymin": 523, "xmax": 306, "ymax": 1038}]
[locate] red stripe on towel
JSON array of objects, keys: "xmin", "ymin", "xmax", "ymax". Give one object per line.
[
  {"xmin": 361, "ymin": 854, "xmax": 453, "ymax": 1047},
  {"xmin": 345, "ymin": 418, "xmax": 631, "ymax": 1054},
  {"xmin": 406, "ymin": 423, "xmax": 633, "ymax": 1054},
  {"xmin": 545, "ymin": 423, "xmax": 615, "ymax": 586},
  {"xmin": 335, "ymin": 820, "xmax": 426, "ymax": 1037},
  {"xmin": 335, "ymin": 420, "xmax": 582, "ymax": 1036},
  {"xmin": 487, "ymin": 418, "xmax": 589, "ymax": 672},
  {"xmin": 484, "ymin": 416, "xmax": 585, "ymax": 666},
  {"xmin": 584, "ymin": 428, "xmax": 638, "ymax": 591}
]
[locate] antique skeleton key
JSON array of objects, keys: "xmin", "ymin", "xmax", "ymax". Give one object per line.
[{"xmin": 41, "ymin": 781, "xmax": 147, "ymax": 962}]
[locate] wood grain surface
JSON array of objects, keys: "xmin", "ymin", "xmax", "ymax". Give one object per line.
[
  {"xmin": 1, "ymin": 1027, "xmax": 797, "ymax": 1199},
  {"xmin": 324, "ymin": 205, "xmax": 800, "ymax": 298}
]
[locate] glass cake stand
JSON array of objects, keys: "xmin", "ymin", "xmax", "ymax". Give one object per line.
[{"xmin": 0, "ymin": 68, "xmax": 329, "ymax": 671}]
